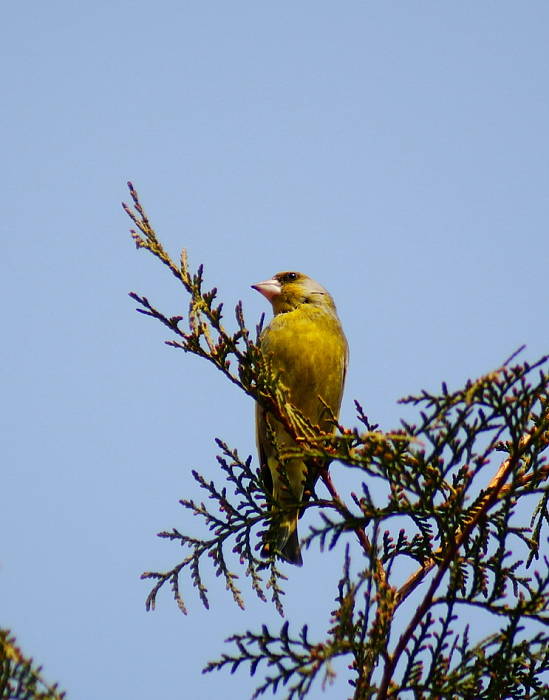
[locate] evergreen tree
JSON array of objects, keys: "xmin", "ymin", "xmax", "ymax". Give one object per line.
[{"xmin": 124, "ymin": 183, "xmax": 548, "ymax": 699}]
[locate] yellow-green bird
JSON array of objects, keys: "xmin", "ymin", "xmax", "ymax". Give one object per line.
[{"xmin": 252, "ymin": 271, "xmax": 348, "ymax": 565}]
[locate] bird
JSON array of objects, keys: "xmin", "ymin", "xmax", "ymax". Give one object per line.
[{"xmin": 252, "ymin": 271, "xmax": 348, "ymax": 565}]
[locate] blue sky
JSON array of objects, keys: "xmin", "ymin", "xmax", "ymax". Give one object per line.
[{"xmin": 2, "ymin": 3, "xmax": 548, "ymax": 699}]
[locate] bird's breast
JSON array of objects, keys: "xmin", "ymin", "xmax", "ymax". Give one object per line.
[{"xmin": 260, "ymin": 306, "xmax": 347, "ymax": 424}]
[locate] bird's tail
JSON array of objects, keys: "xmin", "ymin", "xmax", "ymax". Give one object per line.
[{"xmin": 261, "ymin": 515, "xmax": 303, "ymax": 566}]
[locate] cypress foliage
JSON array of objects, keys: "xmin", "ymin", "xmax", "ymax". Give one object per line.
[{"xmin": 125, "ymin": 183, "xmax": 548, "ymax": 699}]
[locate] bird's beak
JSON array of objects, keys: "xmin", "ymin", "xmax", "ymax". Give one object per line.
[{"xmin": 251, "ymin": 278, "xmax": 282, "ymax": 301}]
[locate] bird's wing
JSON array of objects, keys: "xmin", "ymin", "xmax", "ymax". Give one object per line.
[{"xmin": 255, "ymin": 402, "xmax": 273, "ymax": 495}]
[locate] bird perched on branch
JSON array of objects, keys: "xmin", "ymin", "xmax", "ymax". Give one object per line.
[{"xmin": 252, "ymin": 271, "xmax": 348, "ymax": 565}]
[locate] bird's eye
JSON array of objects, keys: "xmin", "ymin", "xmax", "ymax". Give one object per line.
[{"xmin": 283, "ymin": 272, "xmax": 298, "ymax": 282}]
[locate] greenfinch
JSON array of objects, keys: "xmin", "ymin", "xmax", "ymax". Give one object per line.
[{"xmin": 252, "ymin": 271, "xmax": 348, "ymax": 565}]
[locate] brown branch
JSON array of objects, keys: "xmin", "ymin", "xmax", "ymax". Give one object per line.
[
  {"xmin": 320, "ymin": 468, "xmax": 397, "ymax": 700},
  {"xmin": 320, "ymin": 468, "xmax": 374, "ymax": 560},
  {"xmin": 395, "ymin": 433, "xmax": 549, "ymax": 607}
]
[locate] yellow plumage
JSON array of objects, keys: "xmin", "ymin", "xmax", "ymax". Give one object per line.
[{"xmin": 252, "ymin": 271, "xmax": 348, "ymax": 565}]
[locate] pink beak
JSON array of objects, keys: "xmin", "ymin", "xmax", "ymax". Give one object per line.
[{"xmin": 251, "ymin": 277, "xmax": 282, "ymax": 301}]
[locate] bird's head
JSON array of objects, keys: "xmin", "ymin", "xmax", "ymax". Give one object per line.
[{"xmin": 252, "ymin": 271, "xmax": 336, "ymax": 315}]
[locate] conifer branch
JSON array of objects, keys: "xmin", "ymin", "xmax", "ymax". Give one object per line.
[
  {"xmin": 0, "ymin": 629, "xmax": 66, "ymax": 700},
  {"xmin": 125, "ymin": 184, "xmax": 549, "ymax": 698}
]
